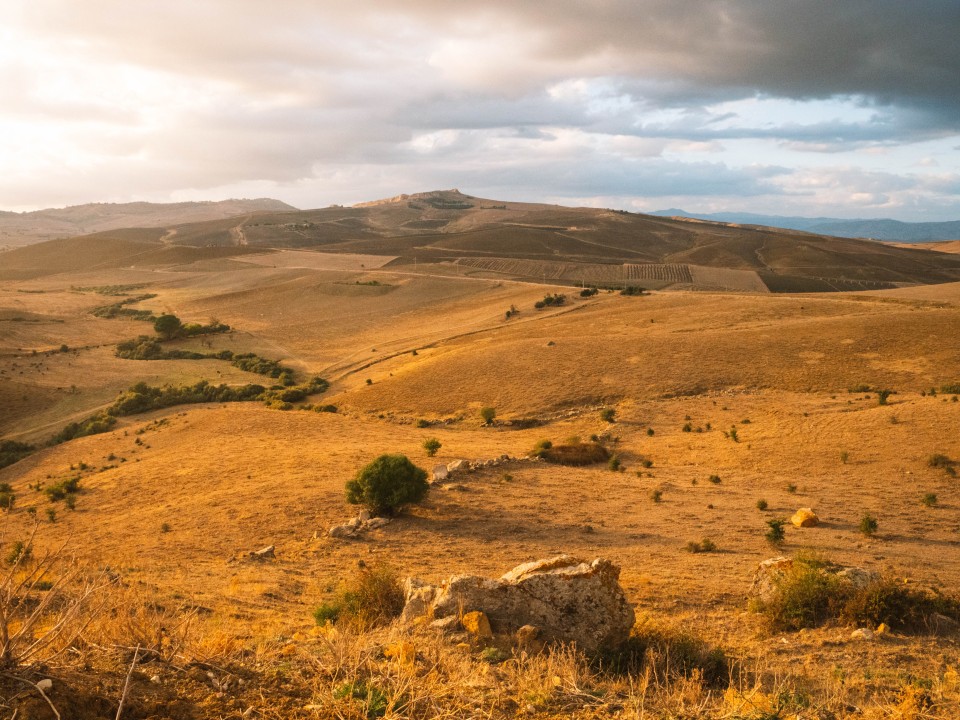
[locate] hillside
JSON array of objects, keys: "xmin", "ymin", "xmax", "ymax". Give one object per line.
[
  {"xmin": 5, "ymin": 189, "xmax": 960, "ymax": 292},
  {"xmin": 1, "ymin": 225, "xmax": 960, "ymax": 717},
  {"xmin": 0, "ymin": 198, "xmax": 297, "ymax": 249}
]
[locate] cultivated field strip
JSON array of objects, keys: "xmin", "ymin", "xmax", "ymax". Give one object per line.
[{"xmin": 453, "ymin": 257, "xmax": 769, "ymax": 292}]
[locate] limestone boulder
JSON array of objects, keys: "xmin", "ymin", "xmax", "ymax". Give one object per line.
[
  {"xmin": 790, "ymin": 508, "xmax": 820, "ymax": 528},
  {"xmin": 401, "ymin": 555, "xmax": 634, "ymax": 654}
]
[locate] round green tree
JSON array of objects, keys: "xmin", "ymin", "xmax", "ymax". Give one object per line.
[
  {"xmin": 153, "ymin": 314, "xmax": 183, "ymax": 340},
  {"xmin": 345, "ymin": 454, "xmax": 429, "ymax": 516}
]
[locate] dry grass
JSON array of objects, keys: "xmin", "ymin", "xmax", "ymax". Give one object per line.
[{"xmin": 1, "ymin": 257, "xmax": 960, "ymax": 716}]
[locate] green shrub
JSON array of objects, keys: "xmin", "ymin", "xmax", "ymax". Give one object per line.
[
  {"xmin": 345, "ymin": 454, "xmax": 429, "ymax": 516},
  {"xmin": 422, "ymin": 438, "xmax": 441, "ymax": 457},
  {"xmin": 579, "ymin": 287, "xmax": 599, "ymax": 297},
  {"xmin": 758, "ymin": 558, "xmax": 842, "ymax": 630},
  {"xmin": 685, "ymin": 538, "xmax": 717, "ymax": 553},
  {"xmin": 608, "ymin": 455, "xmax": 622, "ymax": 472},
  {"xmin": 708, "ymin": 474, "xmax": 721, "ymax": 484},
  {"xmin": 786, "ymin": 483, "xmax": 798, "ymax": 494},
  {"xmin": 682, "ymin": 422, "xmax": 692, "ymax": 433},
  {"xmin": 766, "ymin": 518, "xmax": 786, "ymax": 546},
  {"xmin": 479, "ymin": 407, "xmax": 496, "ymax": 425},
  {"xmin": 0, "ymin": 483, "xmax": 14, "ymax": 511},
  {"xmin": 756, "ymin": 499, "xmax": 769, "ymax": 511},
  {"xmin": 313, "ymin": 564, "xmax": 406, "ymax": 632},
  {"xmin": 45, "ymin": 476, "xmax": 80, "ymax": 502},
  {"xmin": 650, "ymin": 489, "xmax": 663, "ymax": 503},
  {"xmin": 600, "ymin": 408, "xmax": 616, "ymax": 423},
  {"xmin": 839, "ymin": 450, "xmax": 849, "ymax": 464},
  {"xmin": 859, "ymin": 513, "xmax": 878, "ymax": 537},
  {"xmin": 333, "ymin": 680, "xmax": 390, "ymax": 719},
  {"xmin": 5, "ymin": 540, "xmax": 31, "ymax": 566},
  {"xmin": 646, "ymin": 427, "xmax": 654, "ymax": 436},
  {"xmin": 921, "ymin": 492, "xmax": 938, "ymax": 507}
]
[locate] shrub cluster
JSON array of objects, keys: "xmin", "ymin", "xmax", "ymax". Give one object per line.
[
  {"xmin": 0, "ymin": 440, "xmax": 34, "ymax": 470},
  {"xmin": 534, "ymin": 293, "xmax": 566, "ymax": 309},
  {"xmin": 531, "ymin": 440, "xmax": 610, "ymax": 466},
  {"xmin": 754, "ymin": 554, "xmax": 960, "ymax": 632}
]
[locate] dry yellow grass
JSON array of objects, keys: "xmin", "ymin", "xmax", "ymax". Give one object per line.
[{"xmin": 1, "ymin": 257, "xmax": 959, "ymax": 717}]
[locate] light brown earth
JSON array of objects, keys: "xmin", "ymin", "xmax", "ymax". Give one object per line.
[{"xmin": 1, "ymin": 236, "xmax": 960, "ymax": 717}]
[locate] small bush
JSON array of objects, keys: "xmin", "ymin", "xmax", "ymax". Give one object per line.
[
  {"xmin": 766, "ymin": 518, "xmax": 786, "ymax": 546},
  {"xmin": 921, "ymin": 492, "xmax": 938, "ymax": 507},
  {"xmin": 600, "ymin": 408, "xmax": 616, "ymax": 423},
  {"xmin": 479, "ymin": 407, "xmax": 496, "ymax": 425},
  {"xmin": 859, "ymin": 513, "xmax": 878, "ymax": 537},
  {"xmin": 756, "ymin": 499, "xmax": 768, "ymax": 511},
  {"xmin": 646, "ymin": 427, "xmax": 654, "ymax": 436},
  {"xmin": 345, "ymin": 454, "xmax": 429, "ymax": 516},
  {"xmin": 786, "ymin": 483, "xmax": 798, "ymax": 494},
  {"xmin": 682, "ymin": 422, "xmax": 692, "ymax": 433},
  {"xmin": 415, "ymin": 419, "xmax": 429, "ymax": 428},
  {"xmin": 685, "ymin": 538, "xmax": 717, "ymax": 553},
  {"xmin": 650, "ymin": 489, "xmax": 663, "ymax": 503},
  {"xmin": 422, "ymin": 438, "xmax": 441, "ymax": 457},
  {"xmin": 839, "ymin": 450, "xmax": 849, "ymax": 464},
  {"xmin": 579, "ymin": 287, "xmax": 599, "ymax": 297},
  {"xmin": 608, "ymin": 455, "xmax": 622, "ymax": 472},
  {"xmin": 0, "ymin": 483, "xmax": 14, "ymax": 511},
  {"xmin": 708, "ymin": 474, "xmax": 721, "ymax": 484},
  {"xmin": 333, "ymin": 680, "xmax": 390, "ymax": 719},
  {"xmin": 313, "ymin": 564, "xmax": 405, "ymax": 631},
  {"xmin": 45, "ymin": 476, "xmax": 80, "ymax": 502}
]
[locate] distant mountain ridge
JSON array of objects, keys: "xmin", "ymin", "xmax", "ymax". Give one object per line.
[
  {"xmin": 650, "ymin": 209, "xmax": 960, "ymax": 243},
  {"xmin": 0, "ymin": 198, "xmax": 298, "ymax": 248}
]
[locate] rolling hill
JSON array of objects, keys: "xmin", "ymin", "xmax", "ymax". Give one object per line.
[
  {"xmin": 0, "ymin": 197, "xmax": 297, "ymax": 249},
  {"xmin": 4, "ymin": 190, "xmax": 960, "ymax": 292}
]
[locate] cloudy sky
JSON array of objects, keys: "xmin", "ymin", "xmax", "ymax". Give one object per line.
[{"xmin": 3, "ymin": 1, "xmax": 960, "ymax": 220}]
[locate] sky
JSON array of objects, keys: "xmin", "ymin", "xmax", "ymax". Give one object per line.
[{"xmin": 2, "ymin": 1, "xmax": 960, "ymax": 220}]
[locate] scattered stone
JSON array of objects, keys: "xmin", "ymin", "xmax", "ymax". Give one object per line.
[
  {"xmin": 462, "ymin": 610, "xmax": 494, "ymax": 640},
  {"xmin": 328, "ymin": 514, "xmax": 392, "ymax": 539},
  {"xmin": 429, "ymin": 616, "xmax": 461, "ymax": 633},
  {"xmin": 447, "ymin": 459, "xmax": 465, "ymax": 473},
  {"xmin": 851, "ymin": 627, "xmax": 874, "ymax": 640},
  {"xmin": 930, "ymin": 613, "xmax": 960, "ymax": 634},
  {"xmin": 401, "ymin": 555, "xmax": 634, "ymax": 654},
  {"xmin": 36, "ymin": 679, "xmax": 53, "ymax": 691},
  {"xmin": 249, "ymin": 545, "xmax": 275, "ymax": 560},
  {"xmin": 790, "ymin": 508, "xmax": 820, "ymax": 528},
  {"xmin": 328, "ymin": 523, "xmax": 357, "ymax": 539},
  {"xmin": 432, "ymin": 464, "xmax": 449, "ymax": 483}
]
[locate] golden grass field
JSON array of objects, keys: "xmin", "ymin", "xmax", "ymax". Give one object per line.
[{"xmin": 1, "ymin": 247, "xmax": 959, "ymax": 718}]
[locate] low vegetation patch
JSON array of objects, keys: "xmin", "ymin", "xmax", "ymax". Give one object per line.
[
  {"xmin": 532, "ymin": 439, "xmax": 610, "ymax": 466},
  {"xmin": 534, "ymin": 293, "xmax": 566, "ymax": 309},
  {"xmin": 0, "ymin": 440, "xmax": 34, "ymax": 470},
  {"xmin": 754, "ymin": 554, "xmax": 960, "ymax": 632},
  {"xmin": 685, "ymin": 538, "xmax": 717, "ymax": 553},
  {"xmin": 313, "ymin": 563, "xmax": 405, "ymax": 631}
]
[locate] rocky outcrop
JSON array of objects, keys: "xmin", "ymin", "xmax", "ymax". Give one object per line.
[{"xmin": 400, "ymin": 555, "xmax": 634, "ymax": 654}]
